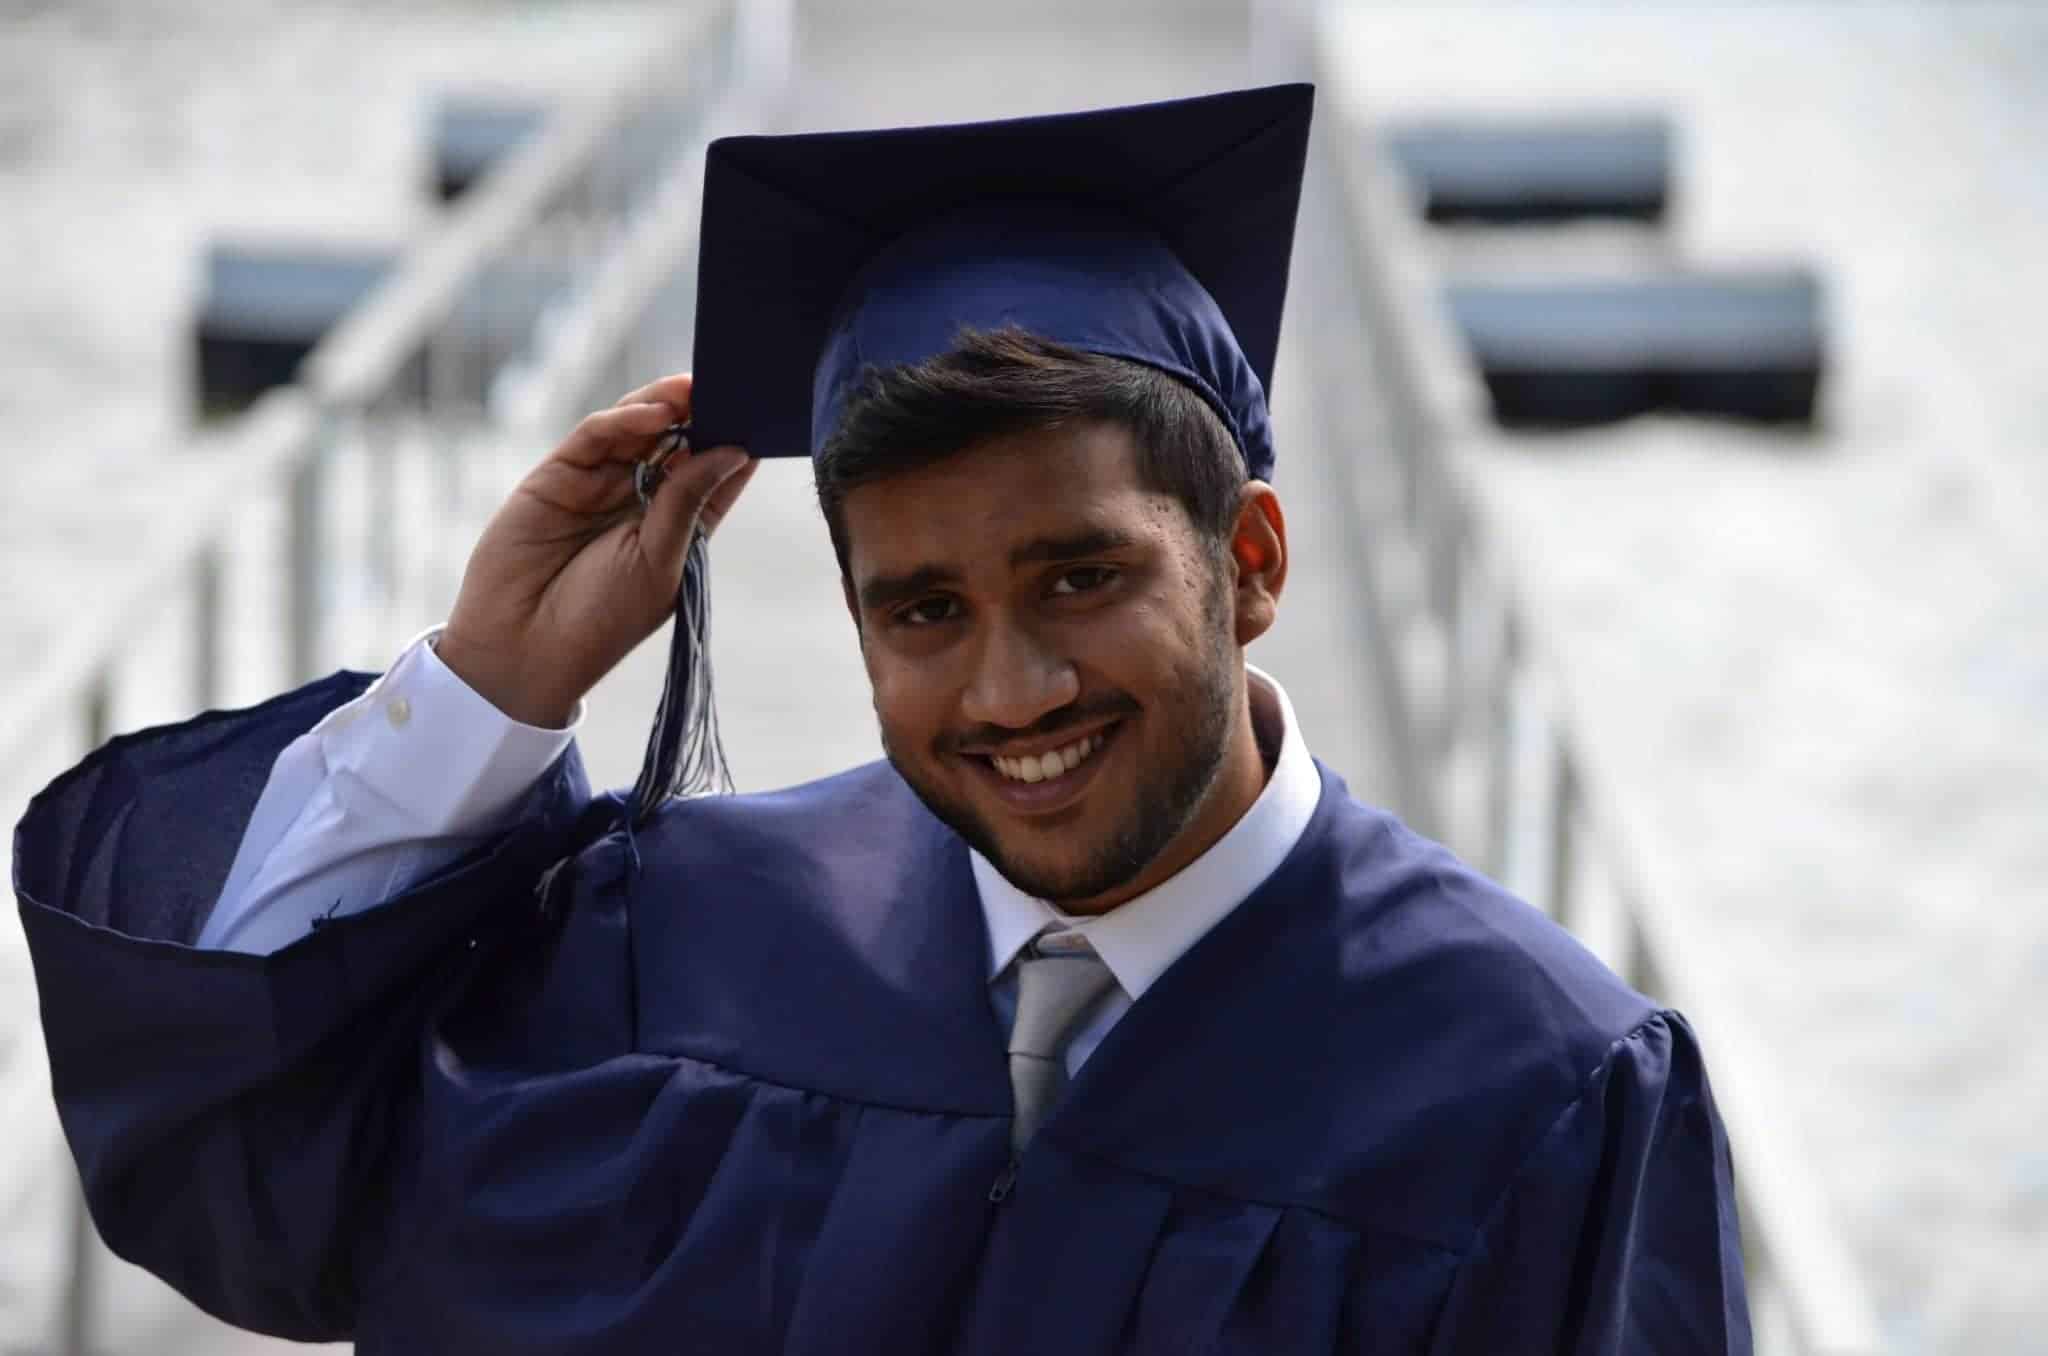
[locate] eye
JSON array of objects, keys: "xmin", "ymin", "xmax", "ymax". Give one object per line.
[
  {"xmin": 895, "ymin": 595, "xmax": 962, "ymax": 627},
  {"xmin": 1050, "ymin": 566, "xmax": 1118, "ymax": 596}
]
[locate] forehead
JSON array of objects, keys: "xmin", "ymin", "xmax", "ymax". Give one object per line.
[{"xmin": 840, "ymin": 422, "xmax": 1177, "ymax": 576}]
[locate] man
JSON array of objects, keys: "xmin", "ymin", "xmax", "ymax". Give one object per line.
[{"xmin": 16, "ymin": 86, "xmax": 1749, "ymax": 1352}]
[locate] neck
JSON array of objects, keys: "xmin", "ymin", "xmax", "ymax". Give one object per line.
[{"xmin": 1057, "ymin": 669, "xmax": 1275, "ymax": 917}]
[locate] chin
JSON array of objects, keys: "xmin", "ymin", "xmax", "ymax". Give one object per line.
[
  {"xmin": 986, "ymin": 849, "xmax": 1117, "ymax": 906},
  {"xmin": 918, "ymin": 779, "xmax": 1137, "ymax": 903},
  {"xmin": 976, "ymin": 819, "xmax": 1161, "ymax": 907}
]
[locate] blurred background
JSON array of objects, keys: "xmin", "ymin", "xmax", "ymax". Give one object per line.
[{"xmin": 1, "ymin": 1, "xmax": 2042, "ymax": 1352}]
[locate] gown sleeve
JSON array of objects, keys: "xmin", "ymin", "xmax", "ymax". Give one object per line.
[
  {"xmin": 1425, "ymin": 1010, "xmax": 1753, "ymax": 1356},
  {"xmin": 11, "ymin": 671, "xmax": 594, "ymax": 1341},
  {"xmin": 200, "ymin": 629, "xmax": 580, "ymax": 953}
]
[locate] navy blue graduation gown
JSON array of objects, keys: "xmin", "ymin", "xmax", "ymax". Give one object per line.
[{"xmin": 15, "ymin": 672, "xmax": 1750, "ymax": 1353}]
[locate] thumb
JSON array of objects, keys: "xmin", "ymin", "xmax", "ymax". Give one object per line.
[{"xmin": 640, "ymin": 446, "xmax": 751, "ymax": 573}]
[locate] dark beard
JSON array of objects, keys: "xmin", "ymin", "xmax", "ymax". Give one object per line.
[{"xmin": 882, "ymin": 578, "xmax": 1238, "ymax": 905}]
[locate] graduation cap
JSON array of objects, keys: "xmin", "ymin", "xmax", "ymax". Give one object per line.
[{"xmin": 629, "ymin": 84, "xmax": 1315, "ymax": 821}]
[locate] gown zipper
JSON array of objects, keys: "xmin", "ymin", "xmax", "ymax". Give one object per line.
[{"xmin": 987, "ymin": 1158, "xmax": 1019, "ymax": 1204}]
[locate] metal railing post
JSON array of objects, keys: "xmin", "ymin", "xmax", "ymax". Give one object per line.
[
  {"xmin": 59, "ymin": 675, "xmax": 114, "ymax": 1356},
  {"xmin": 1546, "ymin": 735, "xmax": 1577, "ymax": 927},
  {"xmin": 1429, "ymin": 500, "xmax": 1465, "ymax": 766},
  {"xmin": 287, "ymin": 422, "xmax": 330, "ymax": 686},
  {"xmin": 60, "ymin": 1177, "xmax": 93, "ymax": 1356},
  {"xmin": 366, "ymin": 405, "xmax": 397, "ymax": 622},
  {"xmin": 1485, "ymin": 610, "xmax": 1519, "ymax": 879},
  {"xmin": 194, "ymin": 542, "xmax": 223, "ymax": 710}
]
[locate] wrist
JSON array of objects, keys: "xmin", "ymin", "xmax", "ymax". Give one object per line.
[{"xmin": 432, "ymin": 629, "xmax": 578, "ymax": 730}]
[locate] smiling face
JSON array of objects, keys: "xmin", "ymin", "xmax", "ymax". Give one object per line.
[{"xmin": 841, "ymin": 420, "xmax": 1282, "ymax": 913}]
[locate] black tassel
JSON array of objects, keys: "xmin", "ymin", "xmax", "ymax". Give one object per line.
[{"xmin": 628, "ymin": 428, "xmax": 734, "ymax": 824}]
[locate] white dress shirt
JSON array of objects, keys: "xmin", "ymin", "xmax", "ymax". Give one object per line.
[{"xmin": 199, "ymin": 632, "xmax": 1324, "ymax": 1075}]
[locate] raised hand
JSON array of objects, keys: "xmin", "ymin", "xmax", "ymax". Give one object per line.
[{"xmin": 438, "ymin": 373, "xmax": 758, "ymax": 728}]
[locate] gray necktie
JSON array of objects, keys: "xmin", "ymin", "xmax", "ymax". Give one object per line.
[{"xmin": 1007, "ymin": 930, "xmax": 1118, "ymax": 1154}]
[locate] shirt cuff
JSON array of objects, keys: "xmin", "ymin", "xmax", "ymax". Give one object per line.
[{"xmin": 316, "ymin": 625, "xmax": 584, "ymax": 836}]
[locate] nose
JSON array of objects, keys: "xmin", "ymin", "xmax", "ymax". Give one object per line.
[{"xmin": 960, "ymin": 616, "xmax": 1080, "ymax": 732}]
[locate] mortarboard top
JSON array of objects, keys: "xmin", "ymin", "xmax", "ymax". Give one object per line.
[{"xmin": 689, "ymin": 82, "xmax": 1316, "ymax": 482}]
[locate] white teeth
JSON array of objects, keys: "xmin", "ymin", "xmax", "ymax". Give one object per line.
[{"xmin": 989, "ymin": 731, "xmax": 1108, "ymax": 785}]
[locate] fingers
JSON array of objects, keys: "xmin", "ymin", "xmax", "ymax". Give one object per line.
[
  {"xmin": 554, "ymin": 370, "xmax": 697, "ymax": 470},
  {"xmin": 611, "ymin": 371, "xmax": 694, "ymax": 413},
  {"xmin": 552, "ymin": 400, "xmax": 679, "ymax": 470},
  {"xmin": 640, "ymin": 446, "xmax": 753, "ymax": 570},
  {"xmin": 696, "ymin": 455, "xmax": 759, "ymax": 538}
]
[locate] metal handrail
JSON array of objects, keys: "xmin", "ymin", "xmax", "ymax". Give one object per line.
[
  {"xmin": 301, "ymin": 1, "xmax": 732, "ymax": 409},
  {"xmin": 0, "ymin": 1, "xmax": 735, "ymax": 781},
  {"xmin": 1312, "ymin": 45, "xmax": 1884, "ymax": 1356},
  {"xmin": 0, "ymin": 391, "xmax": 318, "ymax": 776}
]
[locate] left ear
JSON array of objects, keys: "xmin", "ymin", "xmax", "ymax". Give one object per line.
[{"xmin": 1226, "ymin": 483, "xmax": 1287, "ymax": 646}]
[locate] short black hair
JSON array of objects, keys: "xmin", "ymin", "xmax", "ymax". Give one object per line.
[{"xmin": 814, "ymin": 328, "xmax": 1247, "ymax": 574}]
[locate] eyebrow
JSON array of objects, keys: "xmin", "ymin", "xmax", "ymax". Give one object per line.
[
  {"xmin": 855, "ymin": 526, "xmax": 1140, "ymax": 612},
  {"xmin": 1007, "ymin": 526, "xmax": 1137, "ymax": 569},
  {"xmin": 858, "ymin": 565, "xmax": 959, "ymax": 613}
]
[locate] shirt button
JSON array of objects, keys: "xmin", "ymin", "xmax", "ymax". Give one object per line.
[{"xmin": 386, "ymin": 696, "xmax": 412, "ymax": 729}]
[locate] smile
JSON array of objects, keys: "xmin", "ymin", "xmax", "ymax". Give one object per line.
[
  {"xmin": 966, "ymin": 719, "xmax": 1125, "ymax": 816},
  {"xmin": 989, "ymin": 732, "xmax": 1107, "ymax": 784}
]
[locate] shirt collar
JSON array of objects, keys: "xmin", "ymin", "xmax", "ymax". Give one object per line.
[{"xmin": 974, "ymin": 665, "xmax": 1322, "ymax": 1000}]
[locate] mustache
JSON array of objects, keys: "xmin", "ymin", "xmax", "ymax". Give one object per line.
[{"xmin": 941, "ymin": 693, "xmax": 1140, "ymax": 754}]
